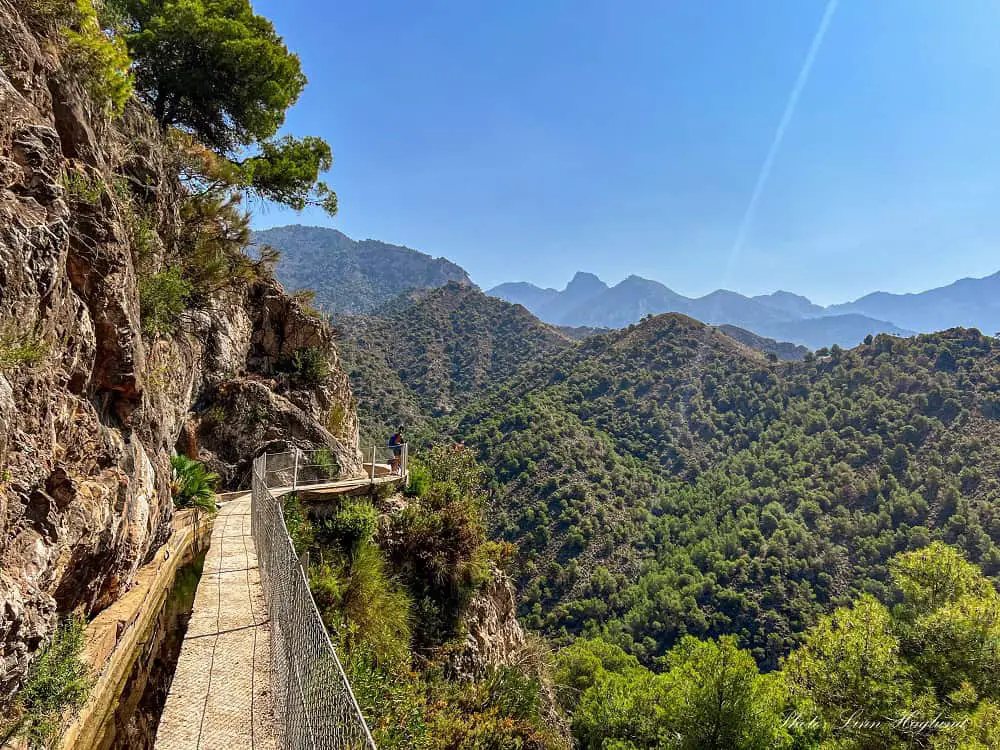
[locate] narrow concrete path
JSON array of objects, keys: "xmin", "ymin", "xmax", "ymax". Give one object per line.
[{"xmin": 154, "ymin": 494, "xmax": 276, "ymax": 750}]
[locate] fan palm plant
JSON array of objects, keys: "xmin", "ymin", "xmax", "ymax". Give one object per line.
[{"xmin": 170, "ymin": 454, "xmax": 219, "ymax": 512}]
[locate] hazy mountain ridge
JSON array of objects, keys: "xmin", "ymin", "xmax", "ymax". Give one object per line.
[
  {"xmin": 253, "ymin": 224, "xmax": 473, "ymax": 315},
  {"xmin": 827, "ymin": 270, "xmax": 1000, "ymax": 333},
  {"xmin": 259, "ymin": 224, "xmax": 999, "ymax": 350},
  {"xmin": 489, "ymin": 271, "xmax": 1000, "ymax": 348}
]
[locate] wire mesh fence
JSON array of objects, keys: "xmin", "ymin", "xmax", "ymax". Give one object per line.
[
  {"xmin": 259, "ymin": 445, "xmax": 408, "ymax": 491},
  {"xmin": 251, "ymin": 453, "xmax": 378, "ymax": 749},
  {"xmin": 365, "ymin": 443, "xmax": 408, "ymax": 479},
  {"xmin": 259, "ymin": 449, "xmax": 342, "ymax": 489}
]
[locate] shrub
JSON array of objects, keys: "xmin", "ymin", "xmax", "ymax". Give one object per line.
[
  {"xmin": 176, "ymin": 193, "xmax": 257, "ymax": 305},
  {"xmin": 139, "ymin": 266, "xmax": 192, "ymax": 336},
  {"xmin": 313, "ymin": 541, "xmax": 413, "ymax": 666},
  {"xmin": 63, "ymin": 0, "xmax": 134, "ymax": 114},
  {"xmin": 128, "ymin": 212, "xmax": 158, "ymax": 264},
  {"xmin": 322, "ymin": 500, "xmax": 378, "ymax": 554},
  {"xmin": 277, "ymin": 346, "xmax": 330, "ymax": 386},
  {"xmin": 404, "ymin": 463, "xmax": 431, "ymax": 498},
  {"xmin": 282, "ymin": 492, "xmax": 314, "ymax": 555},
  {"xmin": 169, "ymin": 454, "xmax": 217, "ymax": 512},
  {"xmin": 0, "ymin": 328, "xmax": 48, "ymax": 370},
  {"xmin": 2, "ymin": 616, "xmax": 91, "ymax": 749},
  {"xmin": 344, "ymin": 645, "xmax": 428, "ymax": 750},
  {"xmin": 313, "ymin": 448, "xmax": 339, "ymax": 481},
  {"xmin": 63, "ymin": 170, "xmax": 104, "ymax": 204}
]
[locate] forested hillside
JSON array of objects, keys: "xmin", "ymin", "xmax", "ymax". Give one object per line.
[
  {"xmin": 253, "ymin": 225, "xmax": 472, "ymax": 315},
  {"xmin": 456, "ymin": 318, "xmax": 1000, "ymax": 668},
  {"xmin": 339, "ymin": 282, "xmax": 573, "ymax": 441},
  {"xmin": 342, "ymin": 286, "xmax": 1000, "ymax": 668},
  {"xmin": 340, "ymin": 283, "xmax": 1000, "ymax": 745}
]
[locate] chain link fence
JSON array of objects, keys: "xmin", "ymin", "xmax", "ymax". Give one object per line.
[
  {"xmin": 259, "ymin": 445, "xmax": 408, "ymax": 491},
  {"xmin": 364, "ymin": 444, "xmax": 408, "ymax": 480},
  {"xmin": 251, "ymin": 453, "xmax": 378, "ymax": 749}
]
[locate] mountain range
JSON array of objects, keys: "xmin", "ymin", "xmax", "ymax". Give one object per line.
[
  {"xmin": 490, "ymin": 269, "xmax": 1000, "ymax": 349},
  {"xmin": 255, "ymin": 224, "xmax": 1000, "ymax": 350}
]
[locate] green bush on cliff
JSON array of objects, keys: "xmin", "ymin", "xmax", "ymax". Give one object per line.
[
  {"xmin": 63, "ymin": 0, "xmax": 133, "ymax": 114},
  {"xmin": 22, "ymin": 0, "xmax": 133, "ymax": 113},
  {"xmin": 0, "ymin": 328, "xmax": 48, "ymax": 370},
  {"xmin": 139, "ymin": 265, "xmax": 191, "ymax": 336},
  {"xmin": 1, "ymin": 616, "xmax": 91, "ymax": 749},
  {"xmin": 277, "ymin": 346, "xmax": 330, "ymax": 386}
]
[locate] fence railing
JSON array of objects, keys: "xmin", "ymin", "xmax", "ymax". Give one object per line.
[
  {"xmin": 258, "ymin": 445, "xmax": 408, "ymax": 491},
  {"xmin": 258, "ymin": 449, "xmax": 342, "ymax": 490},
  {"xmin": 251, "ymin": 453, "xmax": 378, "ymax": 749},
  {"xmin": 365, "ymin": 443, "xmax": 408, "ymax": 481}
]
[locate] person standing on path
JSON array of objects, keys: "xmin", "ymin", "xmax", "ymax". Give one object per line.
[{"xmin": 389, "ymin": 427, "xmax": 404, "ymax": 474}]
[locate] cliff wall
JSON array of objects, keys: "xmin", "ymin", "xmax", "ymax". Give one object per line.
[{"xmin": 0, "ymin": 0, "xmax": 358, "ymax": 696}]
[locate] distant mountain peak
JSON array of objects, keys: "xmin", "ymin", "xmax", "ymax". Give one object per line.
[{"xmin": 565, "ymin": 271, "xmax": 609, "ymax": 294}]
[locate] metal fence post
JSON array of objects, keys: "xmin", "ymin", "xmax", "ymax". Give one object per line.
[
  {"xmin": 299, "ymin": 550, "xmax": 309, "ymax": 581},
  {"xmin": 292, "ymin": 450, "xmax": 299, "ymax": 492}
]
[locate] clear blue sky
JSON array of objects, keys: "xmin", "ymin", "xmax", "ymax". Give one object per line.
[{"xmin": 252, "ymin": 0, "xmax": 1000, "ymax": 305}]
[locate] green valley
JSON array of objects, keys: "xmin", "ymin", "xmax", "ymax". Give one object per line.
[{"xmin": 337, "ymin": 281, "xmax": 1000, "ymax": 747}]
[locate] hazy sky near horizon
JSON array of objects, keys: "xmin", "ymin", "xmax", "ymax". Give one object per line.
[{"xmin": 252, "ymin": 0, "xmax": 1000, "ymax": 305}]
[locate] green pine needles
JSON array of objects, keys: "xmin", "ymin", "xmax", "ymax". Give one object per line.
[{"xmin": 1, "ymin": 616, "xmax": 91, "ymax": 749}]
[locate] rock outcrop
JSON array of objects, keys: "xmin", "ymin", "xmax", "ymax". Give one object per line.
[
  {"xmin": 451, "ymin": 566, "xmax": 527, "ymax": 675},
  {"xmin": 451, "ymin": 567, "xmax": 572, "ymax": 747},
  {"xmin": 0, "ymin": 0, "xmax": 358, "ymax": 697}
]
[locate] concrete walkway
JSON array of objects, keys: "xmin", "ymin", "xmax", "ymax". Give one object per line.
[{"xmin": 154, "ymin": 494, "xmax": 276, "ymax": 750}]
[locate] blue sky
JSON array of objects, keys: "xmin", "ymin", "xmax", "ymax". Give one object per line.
[{"xmin": 253, "ymin": 0, "xmax": 1000, "ymax": 305}]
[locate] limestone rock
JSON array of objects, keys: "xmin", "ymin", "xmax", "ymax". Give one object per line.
[
  {"xmin": 0, "ymin": 0, "xmax": 361, "ymax": 697},
  {"xmin": 452, "ymin": 567, "xmax": 527, "ymax": 676}
]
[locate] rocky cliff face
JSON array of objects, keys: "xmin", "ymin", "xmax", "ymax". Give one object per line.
[
  {"xmin": 0, "ymin": 0, "xmax": 358, "ymax": 696},
  {"xmin": 452, "ymin": 566, "xmax": 527, "ymax": 676},
  {"xmin": 452, "ymin": 567, "xmax": 572, "ymax": 746}
]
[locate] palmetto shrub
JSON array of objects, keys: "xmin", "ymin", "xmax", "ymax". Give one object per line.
[{"xmin": 170, "ymin": 454, "xmax": 218, "ymax": 512}]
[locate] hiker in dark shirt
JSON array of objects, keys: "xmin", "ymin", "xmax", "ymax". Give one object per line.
[{"xmin": 389, "ymin": 427, "xmax": 404, "ymax": 473}]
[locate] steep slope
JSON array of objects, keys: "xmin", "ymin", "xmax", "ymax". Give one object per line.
[
  {"xmin": 339, "ymin": 283, "xmax": 574, "ymax": 440},
  {"xmin": 0, "ymin": 6, "xmax": 359, "ymax": 698},
  {"xmin": 828, "ymin": 270, "xmax": 1000, "ymax": 333},
  {"xmin": 438, "ymin": 319, "xmax": 1000, "ymax": 668},
  {"xmin": 717, "ymin": 324, "xmax": 809, "ymax": 361},
  {"xmin": 254, "ymin": 224, "xmax": 473, "ymax": 316}
]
